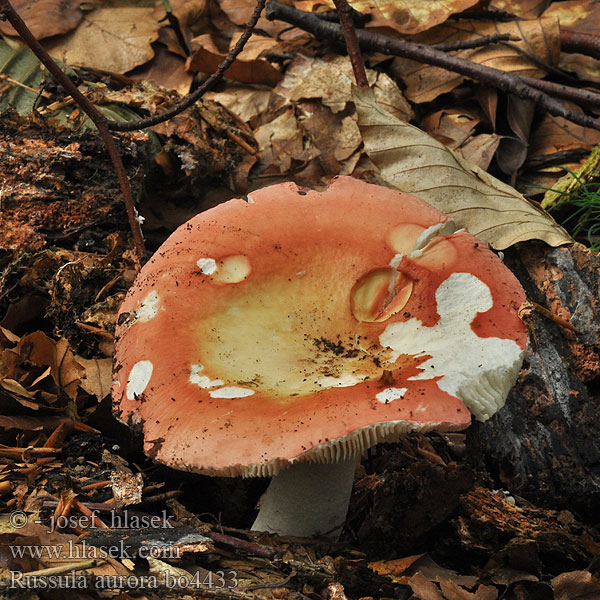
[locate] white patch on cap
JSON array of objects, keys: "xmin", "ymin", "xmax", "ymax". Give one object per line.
[
  {"xmin": 246, "ymin": 194, "xmax": 255, "ymax": 204},
  {"xmin": 197, "ymin": 258, "xmax": 218, "ymax": 275},
  {"xmin": 376, "ymin": 387, "xmax": 408, "ymax": 404},
  {"xmin": 122, "ymin": 291, "xmax": 160, "ymax": 327},
  {"xmin": 379, "ymin": 272, "xmax": 524, "ymax": 422},
  {"xmin": 190, "ymin": 364, "xmax": 224, "ymax": 389},
  {"xmin": 209, "ymin": 386, "xmax": 255, "ymax": 399},
  {"xmin": 136, "ymin": 290, "xmax": 160, "ymax": 322},
  {"xmin": 126, "ymin": 360, "xmax": 153, "ymax": 400},
  {"xmin": 318, "ymin": 374, "xmax": 365, "ymax": 389}
]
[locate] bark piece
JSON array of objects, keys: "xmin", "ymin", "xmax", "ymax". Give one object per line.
[{"xmin": 469, "ymin": 243, "xmax": 600, "ymax": 517}]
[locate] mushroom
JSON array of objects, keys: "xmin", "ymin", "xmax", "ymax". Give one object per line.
[{"xmin": 113, "ymin": 176, "xmax": 527, "ymax": 538}]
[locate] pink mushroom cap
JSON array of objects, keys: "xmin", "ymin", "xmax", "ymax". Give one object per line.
[{"xmin": 113, "ymin": 176, "xmax": 528, "ymax": 477}]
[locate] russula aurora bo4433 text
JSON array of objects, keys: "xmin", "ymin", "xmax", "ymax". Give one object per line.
[{"xmin": 112, "ymin": 176, "xmax": 528, "ymax": 538}]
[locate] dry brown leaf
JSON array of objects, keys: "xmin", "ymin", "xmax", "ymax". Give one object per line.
[
  {"xmin": 219, "ymin": 0, "xmax": 300, "ymax": 38},
  {"xmin": 0, "ymin": 378, "xmax": 37, "ymax": 399},
  {"xmin": 189, "ymin": 32, "xmax": 223, "ymax": 55},
  {"xmin": 353, "ymin": 85, "xmax": 571, "ymax": 249},
  {"xmin": 186, "ymin": 47, "xmax": 282, "ymax": 85},
  {"xmin": 543, "ymin": 0, "xmax": 600, "ymax": 34},
  {"xmin": 0, "ymin": 0, "xmax": 89, "ymax": 39},
  {"xmin": 495, "ymin": 96, "xmax": 535, "ymax": 182},
  {"xmin": 559, "ymin": 53, "xmax": 600, "ymax": 83},
  {"xmin": 543, "ymin": 0, "xmax": 600, "ymax": 82},
  {"xmin": 370, "ymin": 554, "xmax": 425, "ymax": 582},
  {"xmin": 552, "ymin": 571, "xmax": 600, "ymax": 600},
  {"xmin": 153, "ymin": 0, "xmax": 210, "ymax": 54},
  {"xmin": 422, "ymin": 108, "xmax": 481, "ymax": 149},
  {"xmin": 0, "ymin": 415, "xmax": 78, "ymax": 431},
  {"xmin": 529, "ymin": 107, "xmax": 600, "ymax": 159},
  {"xmin": 456, "ymin": 134, "xmax": 501, "ymax": 171},
  {"xmin": 295, "ymin": 0, "xmax": 480, "ymax": 35},
  {"xmin": 370, "ymin": 554, "xmax": 478, "ymax": 587},
  {"xmin": 110, "ymin": 469, "xmax": 144, "ymax": 506},
  {"xmin": 276, "ymin": 54, "xmax": 412, "ymax": 121},
  {"xmin": 205, "ymin": 85, "xmax": 273, "ymax": 127},
  {"xmin": 45, "ymin": 5, "xmax": 159, "ymax": 73},
  {"xmin": 0, "ymin": 327, "xmax": 20, "ymax": 344},
  {"xmin": 76, "ymin": 356, "xmax": 113, "ymax": 401},
  {"xmin": 489, "ymin": 0, "xmax": 547, "ymax": 18},
  {"xmin": 187, "ymin": 34, "xmax": 282, "ymax": 86},
  {"xmin": 297, "ymin": 100, "xmax": 362, "ymax": 170},
  {"xmin": 439, "ymin": 578, "xmax": 477, "ymax": 600},
  {"xmin": 15, "ymin": 332, "xmax": 84, "ymax": 400},
  {"xmin": 392, "ymin": 18, "xmax": 560, "ymax": 103},
  {"xmin": 409, "ymin": 572, "xmax": 445, "ymax": 600},
  {"xmin": 474, "ymin": 86, "xmax": 498, "ymax": 130},
  {"xmin": 129, "ymin": 44, "xmax": 193, "ymax": 95},
  {"xmin": 255, "ymin": 107, "xmax": 316, "ymax": 174},
  {"xmin": 228, "ymin": 31, "xmax": 280, "ymax": 61},
  {"xmin": 474, "ymin": 584, "xmax": 498, "ymax": 600}
]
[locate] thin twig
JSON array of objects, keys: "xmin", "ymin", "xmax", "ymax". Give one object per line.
[
  {"xmin": 0, "ymin": 446, "xmax": 59, "ymax": 459},
  {"xmin": 139, "ymin": 489, "xmax": 182, "ymax": 504},
  {"xmin": 243, "ymin": 572, "xmax": 295, "ymax": 590},
  {"xmin": 208, "ymin": 531, "xmax": 282, "ymax": 560},
  {"xmin": 106, "ymin": 0, "xmax": 267, "ymax": 132},
  {"xmin": 561, "ymin": 29, "xmax": 600, "ymax": 61},
  {"xmin": 74, "ymin": 498, "xmax": 109, "ymax": 528},
  {"xmin": 0, "ymin": 0, "xmax": 147, "ymax": 263},
  {"xmin": 433, "ymin": 33, "xmax": 520, "ymax": 52},
  {"xmin": 450, "ymin": 9, "xmax": 517, "ymax": 22},
  {"xmin": 265, "ymin": 1, "xmax": 600, "ymax": 133},
  {"xmin": 521, "ymin": 75, "xmax": 600, "ymax": 109},
  {"xmin": 332, "ymin": 0, "xmax": 368, "ymax": 88}
]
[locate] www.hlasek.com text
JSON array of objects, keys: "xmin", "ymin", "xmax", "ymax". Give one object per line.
[{"xmin": 10, "ymin": 539, "xmax": 180, "ymax": 561}]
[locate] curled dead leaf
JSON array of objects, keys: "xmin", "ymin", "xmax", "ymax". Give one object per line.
[
  {"xmin": 186, "ymin": 33, "xmax": 283, "ymax": 86},
  {"xmin": 353, "ymin": 85, "xmax": 571, "ymax": 249},
  {"xmin": 14, "ymin": 331, "xmax": 84, "ymax": 401}
]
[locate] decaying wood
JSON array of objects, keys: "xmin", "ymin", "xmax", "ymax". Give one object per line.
[
  {"xmin": 0, "ymin": 111, "xmax": 138, "ymax": 251},
  {"xmin": 470, "ymin": 243, "xmax": 600, "ymax": 516},
  {"xmin": 457, "ymin": 486, "xmax": 597, "ymax": 572}
]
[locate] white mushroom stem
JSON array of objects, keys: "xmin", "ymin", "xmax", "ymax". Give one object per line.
[{"xmin": 251, "ymin": 457, "xmax": 357, "ymax": 538}]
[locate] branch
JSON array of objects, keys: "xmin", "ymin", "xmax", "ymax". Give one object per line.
[
  {"xmin": 433, "ymin": 33, "xmax": 520, "ymax": 52},
  {"xmin": 0, "ymin": 0, "xmax": 147, "ymax": 263},
  {"xmin": 521, "ymin": 75, "xmax": 600, "ymax": 110},
  {"xmin": 106, "ymin": 0, "xmax": 266, "ymax": 132},
  {"xmin": 560, "ymin": 29, "xmax": 600, "ymax": 61},
  {"xmin": 265, "ymin": 1, "xmax": 600, "ymax": 133},
  {"xmin": 332, "ymin": 0, "xmax": 368, "ymax": 88}
]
